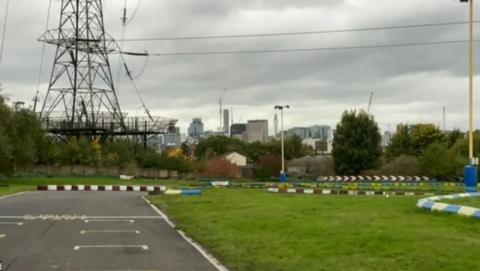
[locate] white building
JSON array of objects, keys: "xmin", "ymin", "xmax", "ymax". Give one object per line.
[{"xmin": 224, "ymin": 152, "xmax": 247, "ymax": 167}]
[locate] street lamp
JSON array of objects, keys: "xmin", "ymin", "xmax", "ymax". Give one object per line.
[
  {"xmin": 460, "ymin": 0, "xmax": 478, "ymax": 192},
  {"xmin": 274, "ymin": 105, "xmax": 290, "ymax": 183}
]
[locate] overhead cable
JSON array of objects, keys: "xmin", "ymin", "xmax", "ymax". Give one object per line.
[
  {"xmin": 117, "ymin": 21, "xmax": 479, "ymax": 42},
  {"xmin": 121, "ymin": 39, "xmax": 478, "ymax": 57},
  {"xmin": 34, "ymin": 0, "xmax": 53, "ymax": 113},
  {"xmin": 0, "ymin": 0, "xmax": 11, "ymax": 64}
]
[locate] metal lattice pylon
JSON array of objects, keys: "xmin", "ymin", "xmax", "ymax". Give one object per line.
[{"xmin": 39, "ymin": 0, "xmax": 126, "ymax": 135}]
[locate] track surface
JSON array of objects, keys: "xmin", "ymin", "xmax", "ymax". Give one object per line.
[{"xmin": 0, "ymin": 192, "xmax": 219, "ymax": 271}]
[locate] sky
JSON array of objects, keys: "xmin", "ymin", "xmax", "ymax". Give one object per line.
[{"xmin": 0, "ymin": 0, "xmax": 478, "ymax": 135}]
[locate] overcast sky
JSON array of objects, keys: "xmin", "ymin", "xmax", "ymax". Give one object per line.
[{"xmin": 0, "ymin": 0, "xmax": 478, "ymax": 135}]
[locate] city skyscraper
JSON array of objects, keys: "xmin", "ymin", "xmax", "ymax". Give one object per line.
[
  {"xmin": 246, "ymin": 120, "xmax": 269, "ymax": 143},
  {"xmin": 274, "ymin": 113, "xmax": 278, "ymax": 138},
  {"xmin": 188, "ymin": 118, "xmax": 204, "ymax": 138},
  {"xmin": 223, "ymin": 109, "xmax": 230, "ymax": 134}
]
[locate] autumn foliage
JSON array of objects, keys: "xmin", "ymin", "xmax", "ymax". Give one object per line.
[{"xmin": 202, "ymin": 158, "xmax": 240, "ymax": 179}]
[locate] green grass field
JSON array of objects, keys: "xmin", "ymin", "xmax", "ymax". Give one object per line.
[
  {"xmin": 149, "ymin": 189, "xmax": 480, "ymax": 271},
  {"xmin": 444, "ymin": 197, "xmax": 480, "ymax": 208},
  {"xmin": 0, "ymin": 185, "xmax": 34, "ymax": 197}
]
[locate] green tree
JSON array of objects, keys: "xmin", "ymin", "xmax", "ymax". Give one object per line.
[
  {"xmin": 410, "ymin": 124, "xmax": 444, "ymax": 155},
  {"xmin": 386, "ymin": 125, "xmax": 414, "ymax": 158},
  {"xmin": 332, "ymin": 110, "xmax": 382, "ymax": 175},
  {"xmin": 420, "ymin": 143, "xmax": 461, "ymax": 178},
  {"xmin": 386, "ymin": 124, "xmax": 444, "ymax": 158},
  {"xmin": 9, "ymin": 109, "xmax": 44, "ymax": 167},
  {"xmin": 0, "ymin": 128, "xmax": 13, "ymax": 175},
  {"xmin": 195, "ymin": 136, "xmax": 246, "ymax": 159},
  {"xmin": 62, "ymin": 137, "xmax": 82, "ymax": 166},
  {"xmin": 37, "ymin": 135, "xmax": 62, "ymax": 165},
  {"xmin": 103, "ymin": 139, "xmax": 135, "ymax": 168},
  {"xmin": 445, "ymin": 129, "xmax": 464, "ymax": 148},
  {"xmin": 379, "ymin": 155, "xmax": 421, "ymax": 176},
  {"xmin": 0, "ymin": 89, "xmax": 13, "ymax": 175}
]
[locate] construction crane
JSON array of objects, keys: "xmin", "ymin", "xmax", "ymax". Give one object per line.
[{"xmin": 367, "ymin": 91, "xmax": 375, "ymax": 114}]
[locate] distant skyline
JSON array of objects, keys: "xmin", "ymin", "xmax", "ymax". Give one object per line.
[{"xmin": 0, "ymin": 0, "xmax": 478, "ymax": 134}]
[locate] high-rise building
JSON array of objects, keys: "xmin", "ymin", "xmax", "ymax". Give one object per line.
[
  {"xmin": 274, "ymin": 114, "xmax": 278, "ymax": 138},
  {"xmin": 289, "ymin": 127, "xmax": 310, "ymax": 139},
  {"xmin": 231, "ymin": 123, "xmax": 247, "ymax": 140},
  {"xmin": 164, "ymin": 127, "xmax": 182, "ymax": 148},
  {"xmin": 382, "ymin": 131, "xmax": 393, "ymax": 147},
  {"xmin": 188, "ymin": 118, "xmax": 204, "ymax": 138},
  {"xmin": 246, "ymin": 120, "xmax": 269, "ymax": 143},
  {"xmin": 309, "ymin": 125, "xmax": 331, "ymax": 140},
  {"xmin": 223, "ymin": 109, "xmax": 230, "ymax": 134},
  {"xmin": 287, "ymin": 125, "xmax": 331, "ymax": 140}
]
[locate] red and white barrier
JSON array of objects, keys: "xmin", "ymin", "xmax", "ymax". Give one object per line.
[{"xmin": 38, "ymin": 185, "xmax": 166, "ymax": 192}]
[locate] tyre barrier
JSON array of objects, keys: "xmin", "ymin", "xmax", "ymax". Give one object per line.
[
  {"xmin": 37, "ymin": 185, "xmax": 166, "ymax": 192},
  {"xmin": 37, "ymin": 185, "xmax": 203, "ymax": 196},
  {"xmin": 267, "ymin": 187, "xmax": 435, "ymax": 196},
  {"xmin": 317, "ymin": 176, "xmax": 431, "ymax": 182},
  {"xmin": 164, "ymin": 189, "xmax": 203, "ymax": 196},
  {"xmin": 417, "ymin": 193, "xmax": 480, "ymax": 218}
]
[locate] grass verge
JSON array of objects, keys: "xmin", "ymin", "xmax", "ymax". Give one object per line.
[
  {"xmin": 444, "ymin": 197, "xmax": 480, "ymax": 208},
  {"xmin": 0, "ymin": 185, "xmax": 34, "ymax": 197},
  {"xmin": 149, "ymin": 189, "xmax": 480, "ymax": 271}
]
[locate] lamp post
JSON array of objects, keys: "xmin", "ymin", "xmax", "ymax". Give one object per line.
[
  {"xmin": 460, "ymin": 0, "xmax": 478, "ymax": 192},
  {"xmin": 275, "ymin": 105, "xmax": 289, "ymax": 182}
]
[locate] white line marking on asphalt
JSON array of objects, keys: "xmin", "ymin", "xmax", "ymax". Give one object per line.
[
  {"xmin": 0, "ymin": 215, "xmax": 162, "ymax": 221},
  {"xmin": 66, "ymin": 269, "xmax": 161, "ymax": 271},
  {"xmin": 141, "ymin": 196, "xmax": 229, "ymax": 271},
  {"xmin": 80, "ymin": 230, "xmax": 141, "ymax": 234},
  {"xmin": 84, "ymin": 219, "xmax": 134, "ymax": 223},
  {"xmin": 0, "ymin": 191, "xmax": 34, "ymax": 201},
  {"xmin": 0, "ymin": 234, "xmax": 5, "ymax": 238},
  {"xmin": 0, "ymin": 222, "xmax": 23, "ymax": 226},
  {"xmin": 83, "ymin": 216, "xmax": 161, "ymax": 220},
  {"xmin": 73, "ymin": 245, "xmax": 149, "ymax": 251}
]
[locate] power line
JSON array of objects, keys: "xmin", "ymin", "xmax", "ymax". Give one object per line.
[
  {"xmin": 34, "ymin": 0, "xmax": 53, "ymax": 113},
  {"xmin": 121, "ymin": 38, "xmax": 478, "ymax": 57},
  {"xmin": 0, "ymin": 0, "xmax": 11, "ymax": 64},
  {"xmin": 117, "ymin": 21, "xmax": 479, "ymax": 42}
]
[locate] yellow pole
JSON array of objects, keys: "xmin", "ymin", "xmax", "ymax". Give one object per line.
[{"xmin": 469, "ymin": 0, "xmax": 474, "ymax": 163}]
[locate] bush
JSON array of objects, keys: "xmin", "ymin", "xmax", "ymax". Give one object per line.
[
  {"xmin": 202, "ymin": 158, "xmax": 240, "ymax": 179},
  {"xmin": 419, "ymin": 143, "xmax": 462, "ymax": 178},
  {"xmin": 378, "ymin": 155, "xmax": 421, "ymax": 176},
  {"xmin": 254, "ymin": 154, "xmax": 281, "ymax": 180}
]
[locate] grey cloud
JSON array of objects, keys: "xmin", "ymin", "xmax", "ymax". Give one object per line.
[{"xmin": 0, "ymin": 0, "xmax": 478, "ymax": 134}]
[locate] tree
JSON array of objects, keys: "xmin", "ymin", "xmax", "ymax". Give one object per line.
[
  {"xmin": 0, "ymin": 128, "xmax": 13, "ymax": 175},
  {"xmin": 385, "ymin": 125, "xmax": 414, "ymax": 158},
  {"xmin": 195, "ymin": 136, "xmax": 246, "ymax": 159},
  {"xmin": 9, "ymin": 109, "xmax": 44, "ymax": 167},
  {"xmin": 103, "ymin": 139, "xmax": 135, "ymax": 168},
  {"xmin": 332, "ymin": 110, "xmax": 382, "ymax": 175},
  {"xmin": 202, "ymin": 158, "xmax": 240, "ymax": 179},
  {"xmin": 379, "ymin": 155, "xmax": 421, "ymax": 176},
  {"xmin": 36, "ymin": 135, "xmax": 62, "ymax": 165},
  {"xmin": 254, "ymin": 154, "xmax": 281, "ymax": 180},
  {"xmin": 445, "ymin": 129, "xmax": 464, "ymax": 148},
  {"xmin": 386, "ymin": 124, "xmax": 444, "ymax": 158},
  {"xmin": 62, "ymin": 137, "xmax": 82, "ymax": 166},
  {"xmin": 420, "ymin": 143, "xmax": 461, "ymax": 178},
  {"xmin": 410, "ymin": 124, "xmax": 444, "ymax": 155}
]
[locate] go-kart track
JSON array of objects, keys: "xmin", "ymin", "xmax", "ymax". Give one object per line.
[{"xmin": 0, "ymin": 191, "xmax": 224, "ymax": 271}]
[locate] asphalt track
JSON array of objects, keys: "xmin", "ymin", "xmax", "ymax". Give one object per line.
[{"xmin": 0, "ymin": 192, "xmax": 220, "ymax": 271}]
